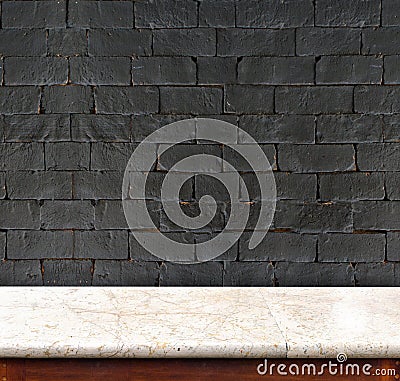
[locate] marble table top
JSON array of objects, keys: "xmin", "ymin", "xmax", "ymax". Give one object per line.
[{"xmin": 0, "ymin": 287, "xmax": 398, "ymax": 358}]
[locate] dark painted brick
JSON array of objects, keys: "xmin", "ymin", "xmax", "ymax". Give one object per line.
[
  {"xmin": 0, "ymin": 201, "xmax": 40, "ymax": 229},
  {"xmin": 70, "ymin": 57, "xmax": 131, "ymax": 85},
  {"xmin": 319, "ymin": 233, "xmax": 385, "ymax": 262},
  {"xmin": 317, "ymin": 115, "xmax": 383, "ymax": 143},
  {"xmin": 74, "ymin": 171, "xmax": 122, "ymax": 200},
  {"xmin": 225, "ymin": 85, "xmax": 274, "ymax": 114},
  {"xmin": 382, "ymin": 0, "xmax": 400, "ymax": 25},
  {"xmin": 297, "ymin": 28, "xmax": 360, "ymax": 56},
  {"xmin": 94, "ymin": 200, "xmax": 129, "ymax": 229},
  {"xmin": 45, "ymin": 143, "xmax": 90, "ymax": 171},
  {"xmin": 43, "ymin": 260, "xmax": 92, "ymax": 286},
  {"xmin": 387, "ymin": 232, "xmax": 400, "ymax": 260},
  {"xmin": 357, "ymin": 143, "xmax": 400, "ymax": 171},
  {"xmin": 41, "ymin": 201, "xmax": 94, "ymax": 229},
  {"xmin": 276, "ymin": 86, "xmax": 353, "ymax": 114},
  {"xmin": 384, "ymin": 56, "xmax": 400, "ymax": 84},
  {"xmin": 218, "ymin": 29, "xmax": 295, "ymax": 56},
  {"xmin": 153, "ymin": 29, "xmax": 216, "ymax": 56},
  {"xmin": 132, "ymin": 57, "xmax": 196, "ymax": 85},
  {"xmin": 75, "ymin": 231, "xmax": 128, "ymax": 259},
  {"xmin": 0, "ymin": 30, "xmax": 46, "ymax": 57},
  {"xmin": 135, "ymin": 0, "xmax": 197, "ymax": 28},
  {"xmin": 353, "ymin": 201, "xmax": 400, "ymax": 230},
  {"xmin": 0, "ymin": 143, "xmax": 44, "ymax": 170},
  {"xmin": 315, "ymin": 0, "xmax": 380, "ymax": 26},
  {"xmin": 362, "ymin": 28, "xmax": 400, "ymax": 54},
  {"xmin": 0, "ymin": 173, "xmax": 5, "ymax": 200},
  {"xmin": 237, "ymin": 0, "xmax": 313, "ymax": 27},
  {"xmin": 275, "ymin": 262, "xmax": 355, "ymax": 286},
  {"xmin": 223, "ymin": 144, "xmax": 276, "ymax": 171},
  {"xmin": 384, "ymin": 115, "xmax": 400, "ymax": 142},
  {"xmin": 93, "ymin": 260, "xmax": 159, "ymax": 286},
  {"xmin": 320, "ymin": 173, "xmax": 385, "ymax": 201},
  {"xmin": 223, "ymin": 262, "xmax": 274, "ymax": 286},
  {"xmin": 7, "ymin": 231, "xmax": 73, "ymax": 259},
  {"xmin": 0, "ymin": 87, "xmax": 40, "ymax": 114},
  {"xmin": 278, "ymin": 144, "xmax": 355, "ymax": 172},
  {"xmin": 95, "ymin": 87, "xmax": 159, "ymax": 115},
  {"xmin": 48, "ymin": 30, "xmax": 88, "ymax": 57},
  {"xmin": 89, "ymin": 30, "xmax": 152, "ymax": 56},
  {"xmin": 385, "ymin": 173, "xmax": 400, "ymax": 200},
  {"xmin": 274, "ymin": 172, "xmax": 317, "ymax": 201},
  {"xmin": 69, "ymin": 1, "xmax": 133, "ymax": 28},
  {"xmin": 0, "ymin": 260, "xmax": 42, "ymax": 286},
  {"xmin": 0, "ymin": 233, "xmax": 5, "ymax": 259},
  {"xmin": 199, "ymin": 0, "xmax": 235, "ymax": 27},
  {"xmin": 195, "ymin": 232, "xmax": 238, "ymax": 261},
  {"xmin": 355, "ymin": 263, "xmax": 398, "ymax": 286},
  {"xmin": 197, "ymin": 57, "xmax": 236, "ymax": 85},
  {"xmin": 42, "ymin": 86, "xmax": 93, "ymax": 114},
  {"xmin": 355, "ymin": 86, "xmax": 400, "ymax": 114}
]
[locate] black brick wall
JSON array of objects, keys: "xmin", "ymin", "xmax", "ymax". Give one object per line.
[{"xmin": 0, "ymin": 0, "xmax": 399, "ymax": 286}]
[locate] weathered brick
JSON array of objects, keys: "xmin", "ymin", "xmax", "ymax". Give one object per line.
[
  {"xmin": 296, "ymin": 28, "xmax": 360, "ymax": 56},
  {"xmin": 225, "ymin": 85, "xmax": 274, "ymax": 114},
  {"xmin": 41, "ymin": 201, "xmax": 94, "ymax": 229},
  {"xmin": 319, "ymin": 233, "xmax": 385, "ymax": 262},
  {"xmin": 94, "ymin": 200, "xmax": 129, "ymax": 229},
  {"xmin": 0, "ymin": 30, "xmax": 46, "ymax": 57},
  {"xmin": 383, "ymin": 115, "xmax": 400, "ymax": 142},
  {"xmin": 199, "ymin": 0, "xmax": 235, "ymax": 27},
  {"xmin": 160, "ymin": 87, "xmax": 222, "ymax": 114},
  {"xmin": 278, "ymin": 144, "xmax": 355, "ymax": 172},
  {"xmin": 7, "ymin": 171, "xmax": 73, "ymax": 200},
  {"xmin": 42, "ymin": 86, "xmax": 93, "ymax": 114},
  {"xmin": 316, "ymin": 56, "xmax": 382, "ymax": 84},
  {"xmin": 357, "ymin": 143, "xmax": 400, "ymax": 171},
  {"xmin": 362, "ymin": 28, "xmax": 400, "ymax": 54},
  {"xmin": 70, "ymin": 57, "xmax": 131, "ymax": 85},
  {"xmin": 387, "ymin": 232, "xmax": 400, "ymax": 260},
  {"xmin": 2, "ymin": 1, "xmax": 66, "ymax": 28},
  {"xmin": 69, "ymin": 1, "xmax": 133, "ymax": 28},
  {"xmin": 73, "ymin": 171, "xmax": 122, "ymax": 200},
  {"xmin": 0, "ymin": 173, "xmax": 5, "ymax": 200},
  {"xmin": 197, "ymin": 57, "xmax": 236, "ymax": 85},
  {"xmin": 320, "ymin": 173, "xmax": 385, "ymax": 201},
  {"xmin": 95, "ymin": 87, "xmax": 159, "ymax": 114},
  {"xmin": 7, "ymin": 231, "xmax": 73, "ymax": 259},
  {"xmin": 382, "ymin": 0, "xmax": 400, "ymax": 25},
  {"xmin": 48, "ymin": 30, "xmax": 88, "ymax": 57},
  {"xmin": 317, "ymin": 115, "xmax": 383, "ymax": 143},
  {"xmin": 0, "ymin": 260, "xmax": 42, "ymax": 286},
  {"xmin": 0, "ymin": 233, "xmax": 5, "ymax": 259},
  {"xmin": 223, "ymin": 144, "xmax": 276, "ymax": 171},
  {"xmin": 0, "ymin": 87, "xmax": 40, "ymax": 114},
  {"xmin": 355, "ymin": 263, "xmax": 398, "ymax": 286},
  {"xmin": 274, "ymin": 172, "xmax": 317, "ymax": 201},
  {"xmin": 355, "ymin": 86, "xmax": 400, "ymax": 114},
  {"xmin": 154, "ymin": 29, "xmax": 216, "ymax": 56},
  {"xmin": 0, "ymin": 201, "xmax": 40, "ymax": 229},
  {"xmin": 135, "ymin": 0, "xmax": 197, "ymax": 28},
  {"xmin": 132, "ymin": 57, "xmax": 196, "ymax": 85},
  {"xmin": 218, "ymin": 29, "xmax": 295, "ymax": 56},
  {"xmin": 43, "ymin": 260, "xmax": 92, "ymax": 286},
  {"xmin": 45, "ymin": 143, "xmax": 90, "ymax": 170},
  {"xmin": 75, "ymin": 231, "xmax": 128, "ymax": 259},
  {"xmin": 385, "ymin": 172, "xmax": 400, "ymax": 200},
  {"xmin": 315, "ymin": 0, "xmax": 380, "ymax": 26},
  {"xmin": 384, "ymin": 56, "xmax": 400, "ymax": 84},
  {"xmin": 0, "ymin": 143, "xmax": 44, "ymax": 170},
  {"xmin": 89, "ymin": 30, "xmax": 152, "ymax": 56},
  {"xmin": 223, "ymin": 262, "xmax": 274, "ymax": 286},
  {"xmin": 353, "ymin": 201, "xmax": 400, "ymax": 230},
  {"xmin": 276, "ymin": 86, "xmax": 353, "ymax": 114}
]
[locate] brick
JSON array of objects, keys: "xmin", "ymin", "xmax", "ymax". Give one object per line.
[
  {"xmin": 0, "ymin": 233, "xmax": 5, "ymax": 259},
  {"xmin": 2, "ymin": 1, "xmax": 66, "ymax": 28},
  {"xmin": 7, "ymin": 171, "xmax": 73, "ymax": 200},
  {"xmin": 197, "ymin": 57, "xmax": 236, "ymax": 85},
  {"xmin": 384, "ymin": 115, "xmax": 400, "ymax": 142},
  {"xmin": 357, "ymin": 143, "xmax": 400, "ymax": 171},
  {"xmin": 0, "ymin": 143, "xmax": 44, "ymax": 170},
  {"xmin": 0, "ymin": 260, "xmax": 42, "ymax": 286},
  {"xmin": 4, "ymin": 115, "xmax": 70, "ymax": 142},
  {"xmin": 75, "ymin": 231, "xmax": 128, "ymax": 259},
  {"xmin": 93, "ymin": 260, "xmax": 159, "ymax": 286},
  {"xmin": 385, "ymin": 172, "xmax": 400, "ymax": 200},
  {"xmin": 94, "ymin": 200, "xmax": 129, "ymax": 229},
  {"xmin": 89, "ymin": 30, "xmax": 152, "ymax": 56},
  {"xmin": 320, "ymin": 173, "xmax": 384, "ymax": 201},
  {"xmin": 0, "ymin": 87, "xmax": 40, "ymax": 114},
  {"xmin": 40, "ymin": 201, "xmax": 94, "ymax": 229},
  {"xmin": 278, "ymin": 144, "xmax": 355, "ymax": 172},
  {"xmin": 195, "ymin": 232, "xmax": 238, "ymax": 261},
  {"xmin": 45, "ymin": 143, "xmax": 90, "ymax": 170},
  {"xmin": 73, "ymin": 171, "xmax": 122, "ymax": 200},
  {"xmin": 218, "ymin": 29, "xmax": 295, "ymax": 56},
  {"xmin": 0, "ymin": 30, "xmax": 46, "ymax": 56},
  {"xmin": 42, "ymin": 86, "xmax": 93, "ymax": 114},
  {"xmin": 355, "ymin": 263, "xmax": 398, "ymax": 286},
  {"xmin": 316, "ymin": 56, "xmax": 382, "ymax": 84},
  {"xmin": 223, "ymin": 262, "xmax": 274, "ymax": 286},
  {"xmin": 239, "ymin": 232, "xmax": 316, "ymax": 261},
  {"xmin": 275, "ymin": 262, "xmax": 355, "ymax": 286},
  {"xmin": 319, "ymin": 233, "xmax": 385, "ymax": 262},
  {"xmin": 276, "ymin": 86, "xmax": 353, "ymax": 114},
  {"xmin": 353, "ymin": 201, "xmax": 400, "ymax": 230},
  {"xmin": 239, "ymin": 115, "xmax": 315, "ymax": 143},
  {"xmin": 363, "ymin": 28, "xmax": 400, "ymax": 54},
  {"xmin": 384, "ymin": 56, "xmax": 400, "ymax": 84},
  {"xmin": 0, "ymin": 173, "xmax": 5, "ymax": 199},
  {"xmin": 223, "ymin": 144, "xmax": 276, "ymax": 171},
  {"xmin": 237, "ymin": 0, "xmax": 313, "ymax": 27},
  {"xmin": 387, "ymin": 232, "xmax": 400, "ymax": 260},
  {"xmin": 274, "ymin": 173, "xmax": 317, "ymax": 201},
  {"xmin": 315, "ymin": 0, "xmax": 380, "ymax": 26},
  {"xmin": 296, "ymin": 28, "xmax": 360, "ymax": 56},
  {"xmin": 70, "ymin": 57, "xmax": 131, "ymax": 85},
  {"xmin": 95, "ymin": 87, "xmax": 159, "ymax": 115},
  {"xmin": 132, "ymin": 57, "xmax": 196, "ymax": 85},
  {"xmin": 7, "ymin": 231, "xmax": 73, "ymax": 259},
  {"xmin": 194, "ymin": 174, "xmax": 232, "ymax": 202},
  {"xmin": 154, "ymin": 29, "xmax": 216, "ymax": 56},
  {"xmin": 317, "ymin": 115, "xmax": 383, "ymax": 143},
  {"xmin": 43, "ymin": 260, "xmax": 92, "ymax": 286},
  {"xmin": 274, "ymin": 201, "xmax": 353, "ymax": 233},
  {"xmin": 69, "ymin": 1, "xmax": 133, "ymax": 28},
  {"xmin": 199, "ymin": 0, "xmax": 235, "ymax": 27},
  {"xmin": 0, "ymin": 201, "xmax": 40, "ymax": 229},
  {"xmin": 356, "ymin": 86, "xmax": 400, "ymax": 114},
  {"xmin": 160, "ymin": 262, "xmax": 223, "ymax": 286},
  {"xmin": 135, "ymin": 0, "xmax": 197, "ymax": 28},
  {"xmin": 238, "ymin": 57, "xmax": 314, "ymax": 85},
  {"xmin": 225, "ymin": 85, "xmax": 274, "ymax": 114},
  {"xmin": 48, "ymin": 30, "xmax": 87, "ymax": 57},
  {"xmin": 382, "ymin": 0, "xmax": 400, "ymax": 25},
  {"xmin": 71, "ymin": 114, "xmax": 130, "ymax": 142}
]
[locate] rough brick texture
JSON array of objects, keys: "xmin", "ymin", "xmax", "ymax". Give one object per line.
[{"xmin": 0, "ymin": 0, "xmax": 398, "ymax": 287}]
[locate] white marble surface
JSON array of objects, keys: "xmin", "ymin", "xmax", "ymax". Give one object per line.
[{"xmin": 0, "ymin": 287, "xmax": 398, "ymax": 358}]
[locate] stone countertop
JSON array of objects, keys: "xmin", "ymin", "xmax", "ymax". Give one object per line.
[{"xmin": 0, "ymin": 287, "xmax": 398, "ymax": 358}]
